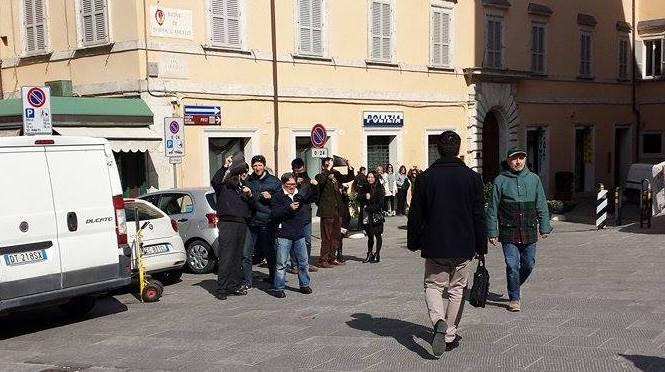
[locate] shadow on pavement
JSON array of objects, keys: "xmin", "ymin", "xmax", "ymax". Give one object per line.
[
  {"xmin": 0, "ymin": 296, "xmax": 128, "ymax": 340},
  {"xmin": 619, "ymin": 215, "xmax": 665, "ymax": 235},
  {"xmin": 619, "ymin": 354, "xmax": 665, "ymax": 371},
  {"xmin": 346, "ymin": 313, "xmax": 437, "ymax": 360}
]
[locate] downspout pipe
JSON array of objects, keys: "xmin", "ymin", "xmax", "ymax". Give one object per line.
[
  {"xmin": 270, "ymin": 0, "xmax": 280, "ymax": 175},
  {"xmin": 632, "ymin": 0, "xmax": 641, "ymax": 162}
]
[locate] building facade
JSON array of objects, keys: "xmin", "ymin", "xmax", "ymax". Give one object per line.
[{"xmin": 0, "ymin": 0, "xmax": 664, "ymax": 196}]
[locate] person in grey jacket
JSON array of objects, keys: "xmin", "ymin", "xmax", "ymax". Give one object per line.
[
  {"xmin": 382, "ymin": 164, "xmax": 397, "ymax": 216},
  {"xmin": 395, "ymin": 165, "xmax": 410, "ymax": 215}
]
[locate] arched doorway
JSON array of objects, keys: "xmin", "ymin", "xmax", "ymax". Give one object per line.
[{"xmin": 482, "ymin": 111, "xmax": 501, "ymax": 183}]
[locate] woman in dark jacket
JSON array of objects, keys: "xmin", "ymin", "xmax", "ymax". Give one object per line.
[
  {"xmin": 210, "ymin": 156, "xmax": 254, "ymax": 300},
  {"xmin": 360, "ymin": 171, "xmax": 385, "ymax": 263}
]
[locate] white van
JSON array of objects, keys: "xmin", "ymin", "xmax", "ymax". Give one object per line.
[{"xmin": 0, "ymin": 136, "xmax": 132, "ymax": 315}]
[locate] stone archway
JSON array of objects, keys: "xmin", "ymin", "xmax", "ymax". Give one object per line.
[{"xmin": 466, "ymin": 83, "xmax": 520, "ymax": 181}]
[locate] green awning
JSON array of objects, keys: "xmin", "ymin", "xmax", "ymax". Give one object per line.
[{"xmin": 0, "ymin": 97, "xmax": 153, "ymax": 127}]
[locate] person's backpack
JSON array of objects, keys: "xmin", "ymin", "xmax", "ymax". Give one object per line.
[{"xmin": 469, "ymin": 258, "xmax": 489, "ymax": 308}]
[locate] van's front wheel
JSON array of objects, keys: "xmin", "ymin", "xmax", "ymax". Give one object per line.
[
  {"xmin": 186, "ymin": 240, "xmax": 216, "ymax": 274},
  {"xmin": 59, "ymin": 296, "xmax": 96, "ymax": 318}
]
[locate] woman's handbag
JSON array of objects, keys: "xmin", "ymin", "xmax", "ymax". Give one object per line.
[
  {"xmin": 469, "ymin": 258, "xmax": 490, "ymax": 308},
  {"xmin": 362, "ymin": 209, "xmax": 385, "ymax": 225},
  {"xmin": 371, "ymin": 211, "xmax": 385, "ymax": 225}
]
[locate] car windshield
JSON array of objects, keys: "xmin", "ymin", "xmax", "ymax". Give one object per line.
[
  {"xmin": 206, "ymin": 193, "xmax": 216, "ymax": 209},
  {"xmin": 125, "ymin": 203, "xmax": 163, "ymax": 222}
]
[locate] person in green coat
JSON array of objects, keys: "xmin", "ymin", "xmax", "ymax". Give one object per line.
[{"xmin": 486, "ymin": 146, "xmax": 552, "ymax": 312}]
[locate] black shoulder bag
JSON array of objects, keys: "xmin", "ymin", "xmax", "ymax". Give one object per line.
[{"xmin": 469, "ymin": 258, "xmax": 490, "ymax": 308}]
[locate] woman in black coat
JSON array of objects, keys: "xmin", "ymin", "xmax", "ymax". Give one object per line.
[{"xmin": 360, "ymin": 171, "xmax": 385, "ymax": 263}]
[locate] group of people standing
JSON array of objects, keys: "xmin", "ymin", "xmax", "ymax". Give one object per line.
[
  {"xmin": 210, "ymin": 154, "xmax": 375, "ymax": 300},
  {"xmin": 352, "ymin": 164, "xmax": 422, "ymax": 219}
]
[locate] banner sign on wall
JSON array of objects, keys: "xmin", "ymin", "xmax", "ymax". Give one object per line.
[{"xmin": 363, "ymin": 111, "xmax": 404, "ymax": 127}]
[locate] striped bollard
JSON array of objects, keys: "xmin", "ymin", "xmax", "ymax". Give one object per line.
[{"xmin": 596, "ymin": 184, "xmax": 608, "ymax": 230}]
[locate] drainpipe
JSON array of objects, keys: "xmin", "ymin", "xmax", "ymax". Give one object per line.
[
  {"xmin": 0, "ymin": 59, "xmax": 4, "ymax": 100},
  {"xmin": 632, "ymin": 0, "xmax": 641, "ymax": 162},
  {"xmin": 270, "ymin": 0, "xmax": 280, "ymax": 175}
]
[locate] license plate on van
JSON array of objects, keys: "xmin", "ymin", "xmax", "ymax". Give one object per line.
[
  {"xmin": 142, "ymin": 244, "xmax": 170, "ymax": 256},
  {"xmin": 4, "ymin": 250, "xmax": 47, "ymax": 266}
]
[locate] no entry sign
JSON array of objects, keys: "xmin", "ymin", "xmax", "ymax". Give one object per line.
[{"xmin": 310, "ymin": 123, "xmax": 327, "ymax": 149}]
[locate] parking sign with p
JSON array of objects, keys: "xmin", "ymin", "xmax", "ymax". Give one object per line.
[{"xmin": 22, "ymin": 86, "xmax": 52, "ymax": 135}]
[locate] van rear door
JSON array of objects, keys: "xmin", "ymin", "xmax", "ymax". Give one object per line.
[
  {"xmin": 46, "ymin": 144, "xmax": 119, "ymax": 287},
  {"xmin": 0, "ymin": 146, "xmax": 63, "ymax": 299}
]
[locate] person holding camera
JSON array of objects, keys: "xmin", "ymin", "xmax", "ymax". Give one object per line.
[
  {"xmin": 314, "ymin": 157, "xmax": 354, "ymax": 268},
  {"xmin": 211, "ymin": 156, "xmax": 255, "ymax": 300},
  {"xmin": 360, "ymin": 171, "xmax": 385, "ymax": 263},
  {"xmin": 271, "ymin": 173, "xmax": 312, "ymax": 299}
]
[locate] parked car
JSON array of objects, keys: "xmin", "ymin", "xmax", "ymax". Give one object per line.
[
  {"xmin": 139, "ymin": 188, "xmax": 219, "ymax": 274},
  {"xmin": 124, "ymin": 199, "xmax": 186, "ymax": 284},
  {"xmin": 0, "ymin": 136, "xmax": 132, "ymax": 316}
]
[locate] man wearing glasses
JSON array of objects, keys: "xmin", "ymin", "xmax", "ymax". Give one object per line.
[{"xmin": 486, "ymin": 146, "xmax": 552, "ymax": 312}]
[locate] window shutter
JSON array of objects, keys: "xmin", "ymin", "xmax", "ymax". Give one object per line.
[
  {"xmin": 24, "ymin": 0, "xmax": 36, "ymax": 53},
  {"xmin": 299, "ymin": 0, "xmax": 312, "ymax": 53},
  {"xmin": 226, "ymin": 0, "xmax": 241, "ymax": 47},
  {"xmin": 81, "ymin": 0, "xmax": 94, "ymax": 44},
  {"xmin": 93, "ymin": 0, "xmax": 108, "ymax": 44},
  {"xmin": 440, "ymin": 12, "xmax": 450, "ymax": 66},
  {"xmin": 25, "ymin": 0, "xmax": 47, "ymax": 53},
  {"xmin": 210, "ymin": 0, "xmax": 241, "ymax": 48},
  {"xmin": 431, "ymin": 10, "xmax": 441, "ymax": 65},
  {"xmin": 381, "ymin": 3, "xmax": 391, "ymax": 60},
  {"xmin": 210, "ymin": 0, "xmax": 225, "ymax": 46},
  {"xmin": 495, "ymin": 20, "xmax": 502, "ymax": 67},
  {"xmin": 635, "ymin": 39, "xmax": 644, "ymax": 79},
  {"xmin": 486, "ymin": 20, "xmax": 494, "ymax": 67},
  {"xmin": 311, "ymin": 0, "xmax": 322, "ymax": 54},
  {"xmin": 370, "ymin": 2, "xmax": 381, "ymax": 59},
  {"xmin": 579, "ymin": 33, "xmax": 585, "ymax": 75}
]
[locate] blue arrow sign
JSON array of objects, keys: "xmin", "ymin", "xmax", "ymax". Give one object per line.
[{"xmin": 184, "ymin": 105, "xmax": 221, "ymax": 115}]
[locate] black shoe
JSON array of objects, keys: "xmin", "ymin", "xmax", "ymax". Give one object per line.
[
  {"xmin": 431, "ymin": 319, "xmax": 447, "ymax": 357},
  {"xmin": 374, "ymin": 253, "xmax": 380, "ymax": 263},
  {"xmin": 231, "ymin": 288, "xmax": 248, "ymax": 296},
  {"xmin": 274, "ymin": 291, "xmax": 286, "ymax": 299},
  {"xmin": 445, "ymin": 335, "xmax": 462, "ymax": 352},
  {"xmin": 362, "ymin": 252, "xmax": 372, "ymax": 263},
  {"xmin": 369, "ymin": 253, "xmax": 377, "ymax": 263},
  {"xmin": 215, "ymin": 292, "xmax": 228, "ymax": 301},
  {"xmin": 300, "ymin": 286, "xmax": 313, "ymax": 294}
]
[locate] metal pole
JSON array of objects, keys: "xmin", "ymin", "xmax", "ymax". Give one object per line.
[
  {"xmin": 614, "ymin": 187, "xmax": 622, "ymax": 226},
  {"xmin": 270, "ymin": 0, "xmax": 280, "ymax": 175},
  {"xmin": 173, "ymin": 163, "xmax": 177, "ymax": 188}
]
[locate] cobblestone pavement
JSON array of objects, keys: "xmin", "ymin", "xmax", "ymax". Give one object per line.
[{"xmin": 1, "ymin": 216, "xmax": 665, "ymax": 372}]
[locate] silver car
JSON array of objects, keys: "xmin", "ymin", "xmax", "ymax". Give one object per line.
[{"xmin": 139, "ymin": 188, "xmax": 219, "ymax": 274}]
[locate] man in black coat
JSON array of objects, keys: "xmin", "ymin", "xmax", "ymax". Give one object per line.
[{"xmin": 407, "ymin": 131, "xmax": 487, "ymax": 357}]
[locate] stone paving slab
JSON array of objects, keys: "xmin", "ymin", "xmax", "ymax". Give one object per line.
[{"xmin": 2, "ymin": 216, "xmax": 665, "ymax": 371}]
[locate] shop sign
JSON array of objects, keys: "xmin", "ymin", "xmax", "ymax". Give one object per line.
[{"xmin": 363, "ymin": 111, "xmax": 404, "ymax": 127}]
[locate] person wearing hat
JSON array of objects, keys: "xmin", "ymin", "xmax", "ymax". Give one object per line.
[
  {"xmin": 486, "ymin": 146, "xmax": 552, "ymax": 312},
  {"xmin": 211, "ymin": 155, "xmax": 255, "ymax": 300},
  {"xmin": 314, "ymin": 156, "xmax": 355, "ymax": 268}
]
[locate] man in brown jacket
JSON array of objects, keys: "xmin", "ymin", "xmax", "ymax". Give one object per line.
[{"xmin": 315, "ymin": 157, "xmax": 354, "ymax": 268}]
